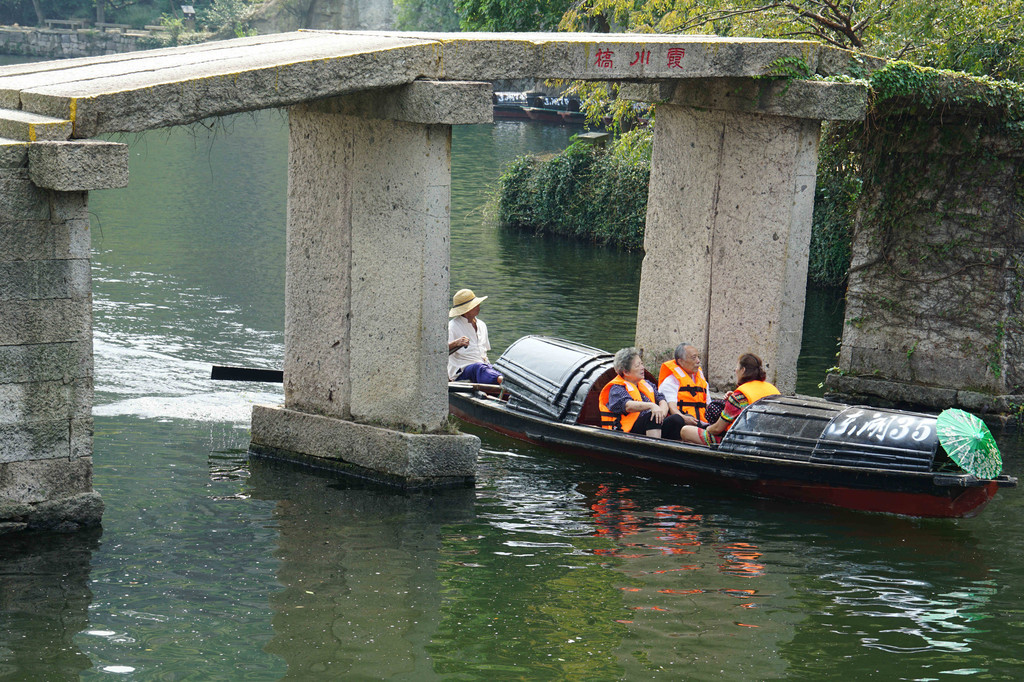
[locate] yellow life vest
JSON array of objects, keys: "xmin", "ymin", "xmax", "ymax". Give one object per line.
[{"xmin": 599, "ymin": 376, "xmax": 658, "ymax": 432}]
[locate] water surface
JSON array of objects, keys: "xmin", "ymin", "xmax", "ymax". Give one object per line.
[{"xmin": 0, "ymin": 99, "xmax": 1021, "ymax": 680}]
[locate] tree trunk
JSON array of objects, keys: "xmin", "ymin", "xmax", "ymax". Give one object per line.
[{"xmin": 32, "ymin": 0, "xmax": 45, "ymax": 26}]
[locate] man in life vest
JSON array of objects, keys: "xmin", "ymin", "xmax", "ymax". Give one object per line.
[
  {"xmin": 657, "ymin": 343, "xmax": 709, "ymax": 427},
  {"xmin": 679, "ymin": 353, "xmax": 780, "ymax": 447},
  {"xmin": 599, "ymin": 347, "xmax": 686, "ymax": 440}
]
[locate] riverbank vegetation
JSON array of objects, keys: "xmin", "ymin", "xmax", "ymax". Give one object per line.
[
  {"xmin": 0, "ymin": 0, "xmax": 257, "ymax": 40},
  {"xmin": 5, "ymin": 0, "xmax": 1021, "ymax": 286},
  {"xmin": 497, "ymin": 128, "xmax": 651, "ymax": 250},
  {"xmin": 487, "ymin": 0, "xmax": 1024, "ymax": 285},
  {"xmin": 495, "ymin": 124, "xmax": 863, "ymax": 285}
]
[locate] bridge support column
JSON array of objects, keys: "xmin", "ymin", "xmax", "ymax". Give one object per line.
[
  {"xmin": 631, "ymin": 79, "xmax": 866, "ymax": 393},
  {"xmin": 250, "ymin": 81, "xmax": 491, "ymax": 487},
  {"xmin": 0, "ymin": 138, "xmax": 127, "ymax": 533}
]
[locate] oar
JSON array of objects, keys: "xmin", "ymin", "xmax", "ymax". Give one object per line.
[
  {"xmin": 448, "ymin": 381, "xmax": 503, "ymax": 396},
  {"xmin": 211, "ymin": 367, "xmax": 502, "ymax": 395},
  {"xmin": 210, "ymin": 365, "xmax": 283, "ymax": 383}
]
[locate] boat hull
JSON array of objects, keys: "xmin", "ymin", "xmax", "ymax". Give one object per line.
[{"xmin": 450, "ymin": 391, "xmax": 1006, "ymax": 518}]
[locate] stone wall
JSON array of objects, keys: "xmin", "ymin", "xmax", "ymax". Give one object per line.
[
  {"xmin": 0, "ymin": 140, "xmax": 102, "ymax": 533},
  {"xmin": 0, "ymin": 26, "xmax": 145, "ymax": 59},
  {"xmin": 826, "ymin": 115, "xmax": 1024, "ymax": 416}
]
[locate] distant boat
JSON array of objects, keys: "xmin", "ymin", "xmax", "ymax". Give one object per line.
[
  {"xmin": 449, "ymin": 336, "xmax": 1016, "ymax": 518},
  {"xmin": 493, "ymin": 91, "xmax": 585, "ymax": 126}
]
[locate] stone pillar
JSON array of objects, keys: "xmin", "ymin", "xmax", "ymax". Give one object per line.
[
  {"xmin": 1, "ymin": 138, "xmax": 127, "ymax": 533},
  {"xmin": 250, "ymin": 81, "xmax": 491, "ymax": 487},
  {"xmin": 630, "ymin": 79, "xmax": 867, "ymax": 393}
]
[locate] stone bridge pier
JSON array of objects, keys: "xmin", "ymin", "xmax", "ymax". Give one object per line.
[
  {"xmin": 248, "ymin": 81, "xmax": 488, "ymax": 486},
  {"xmin": 628, "ymin": 78, "xmax": 866, "ymax": 392},
  {"xmin": 1, "ymin": 135, "xmax": 127, "ymax": 532},
  {"xmin": 0, "ymin": 31, "xmax": 873, "ymax": 531}
]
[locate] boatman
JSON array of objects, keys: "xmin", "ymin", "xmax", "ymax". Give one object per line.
[
  {"xmin": 448, "ymin": 288, "xmax": 503, "ymax": 385},
  {"xmin": 658, "ymin": 343, "xmax": 709, "ymax": 427}
]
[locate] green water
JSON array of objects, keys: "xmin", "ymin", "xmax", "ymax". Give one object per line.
[{"xmin": 1, "ymin": 99, "xmax": 1022, "ymax": 679}]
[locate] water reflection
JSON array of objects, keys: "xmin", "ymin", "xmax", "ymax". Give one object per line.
[
  {"xmin": 248, "ymin": 459, "xmax": 475, "ymax": 679},
  {"xmin": 0, "ymin": 531, "xmax": 99, "ymax": 680},
  {"xmin": 566, "ymin": 480, "xmax": 799, "ymax": 679},
  {"xmin": 776, "ymin": 514, "xmax": 1003, "ymax": 680},
  {"xmin": 796, "ymin": 285, "xmax": 846, "ymax": 395}
]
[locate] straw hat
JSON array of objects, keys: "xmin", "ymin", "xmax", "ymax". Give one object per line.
[{"xmin": 449, "ymin": 288, "xmax": 487, "ymax": 318}]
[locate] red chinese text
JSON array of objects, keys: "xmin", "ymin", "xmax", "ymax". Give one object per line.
[{"xmin": 630, "ymin": 49, "xmax": 651, "ymax": 66}]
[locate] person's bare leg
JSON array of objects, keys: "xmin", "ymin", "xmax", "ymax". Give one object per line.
[{"xmin": 679, "ymin": 425, "xmax": 703, "ymax": 444}]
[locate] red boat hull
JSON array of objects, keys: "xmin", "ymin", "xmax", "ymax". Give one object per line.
[{"xmin": 450, "ymin": 394, "xmax": 1006, "ymax": 519}]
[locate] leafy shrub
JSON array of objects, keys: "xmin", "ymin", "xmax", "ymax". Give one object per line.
[{"xmin": 497, "ymin": 134, "xmax": 649, "ymax": 250}]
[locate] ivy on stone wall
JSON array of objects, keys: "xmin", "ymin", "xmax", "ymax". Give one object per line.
[{"xmin": 837, "ymin": 61, "xmax": 1024, "ymax": 393}]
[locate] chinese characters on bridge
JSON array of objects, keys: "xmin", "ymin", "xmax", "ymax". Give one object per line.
[{"xmin": 594, "ymin": 47, "xmax": 686, "ymax": 69}]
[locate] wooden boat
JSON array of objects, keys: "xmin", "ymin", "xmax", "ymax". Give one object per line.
[
  {"xmin": 449, "ymin": 336, "xmax": 1016, "ymax": 518},
  {"xmin": 493, "ymin": 91, "xmax": 586, "ymax": 125}
]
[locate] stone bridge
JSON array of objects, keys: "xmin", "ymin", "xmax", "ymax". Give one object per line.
[{"xmin": 0, "ymin": 31, "xmax": 869, "ymax": 531}]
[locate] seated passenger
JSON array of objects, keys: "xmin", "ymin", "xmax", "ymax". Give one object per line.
[
  {"xmin": 599, "ymin": 347, "xmax": 686, "ymax": 440},
  {"xmin": 448, "ymin": 288, "xmax": 503, "ymax": 385},
  {"xmin": 658, "ymin": 342, "xmax": 709, "ymax": 427},
  {"xmin": 680, "ymin": 353, "xmax": 780, "ymax": 446}
]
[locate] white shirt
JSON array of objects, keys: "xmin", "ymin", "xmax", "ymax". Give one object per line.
[{"xmin": 448, "ymin": 315, "xmax": 491, "ymax": 380}]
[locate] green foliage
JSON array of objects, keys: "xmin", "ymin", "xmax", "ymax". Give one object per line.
[
  {"xmin": 497, "ymin": 134, "xmax": 651, "ymax": 250},
  {"xmin": 872, "ymin": 0, "xmax": 1024, "ymax": 81},
  {"xmin": 0, "ymin": 0, "xmax": 255, "ymax": 33},
  {"xmin": 454, "ymin": 0, "xmax": 570, "ymax": 31},
  {"xmin": 199, "ymin": 0, "xmax": 255, "ymax": 36},
  {"xmin": 0, "ymin": 0, "xmax": 242, "ymax": 32},
  {"xmin": 1, "ymin": 0, "xmax": 89, "ymax": 25},
  {"xmin": 868, "ymin": 60, "xmax": 1024, "ymax": 124},
  {"xmin": 764, "ymin": 55, "xmax": 812, "ymax": 79},
  {"xmin": 395, "ymin": 0, "xmax": 460, "ymax": 31},
  {"xmin": 558, "ymin": 0, "xmax": 898, "ymax": 49},
  {"xmin": 560, "ymin": 0, "xmax": 1019, "ymax": 65},
  {"xmin": 134, "ymin": 13, "xmax": 210, "ymax": 46},
  {"xmin": 808, "ymin": 123, "xmax": 861, "ymax": 286}
]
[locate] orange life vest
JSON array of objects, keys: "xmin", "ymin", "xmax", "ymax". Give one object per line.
[
  {"xmin": 657, "ymin": 360, "xmax": 708, "ymax": 422},
  {"xmin": 599, "ymin": 376, "xmax": 658, "ymax": 432},
  {"xmin": 735, "ymin": 380, "xmax": 780, "ymax": 406}
]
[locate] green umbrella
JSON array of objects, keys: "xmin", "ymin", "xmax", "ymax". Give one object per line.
[{"xmin": 936, "ymin": 408, "xmax": 1002, "ymax": 479}]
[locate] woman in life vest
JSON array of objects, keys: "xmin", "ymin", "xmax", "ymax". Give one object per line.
[
  {"xmin": 679, "ymin": 353, "xmax": 780, "ymax": 446},
  {"xmin": 599, "ymin": 347, "xmax": 687, "ymax": 440}
]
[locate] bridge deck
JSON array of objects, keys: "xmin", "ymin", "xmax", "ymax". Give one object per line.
[{"xmin": 0, "ymin": 31, "xmax": 860, "ymax": 138}]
